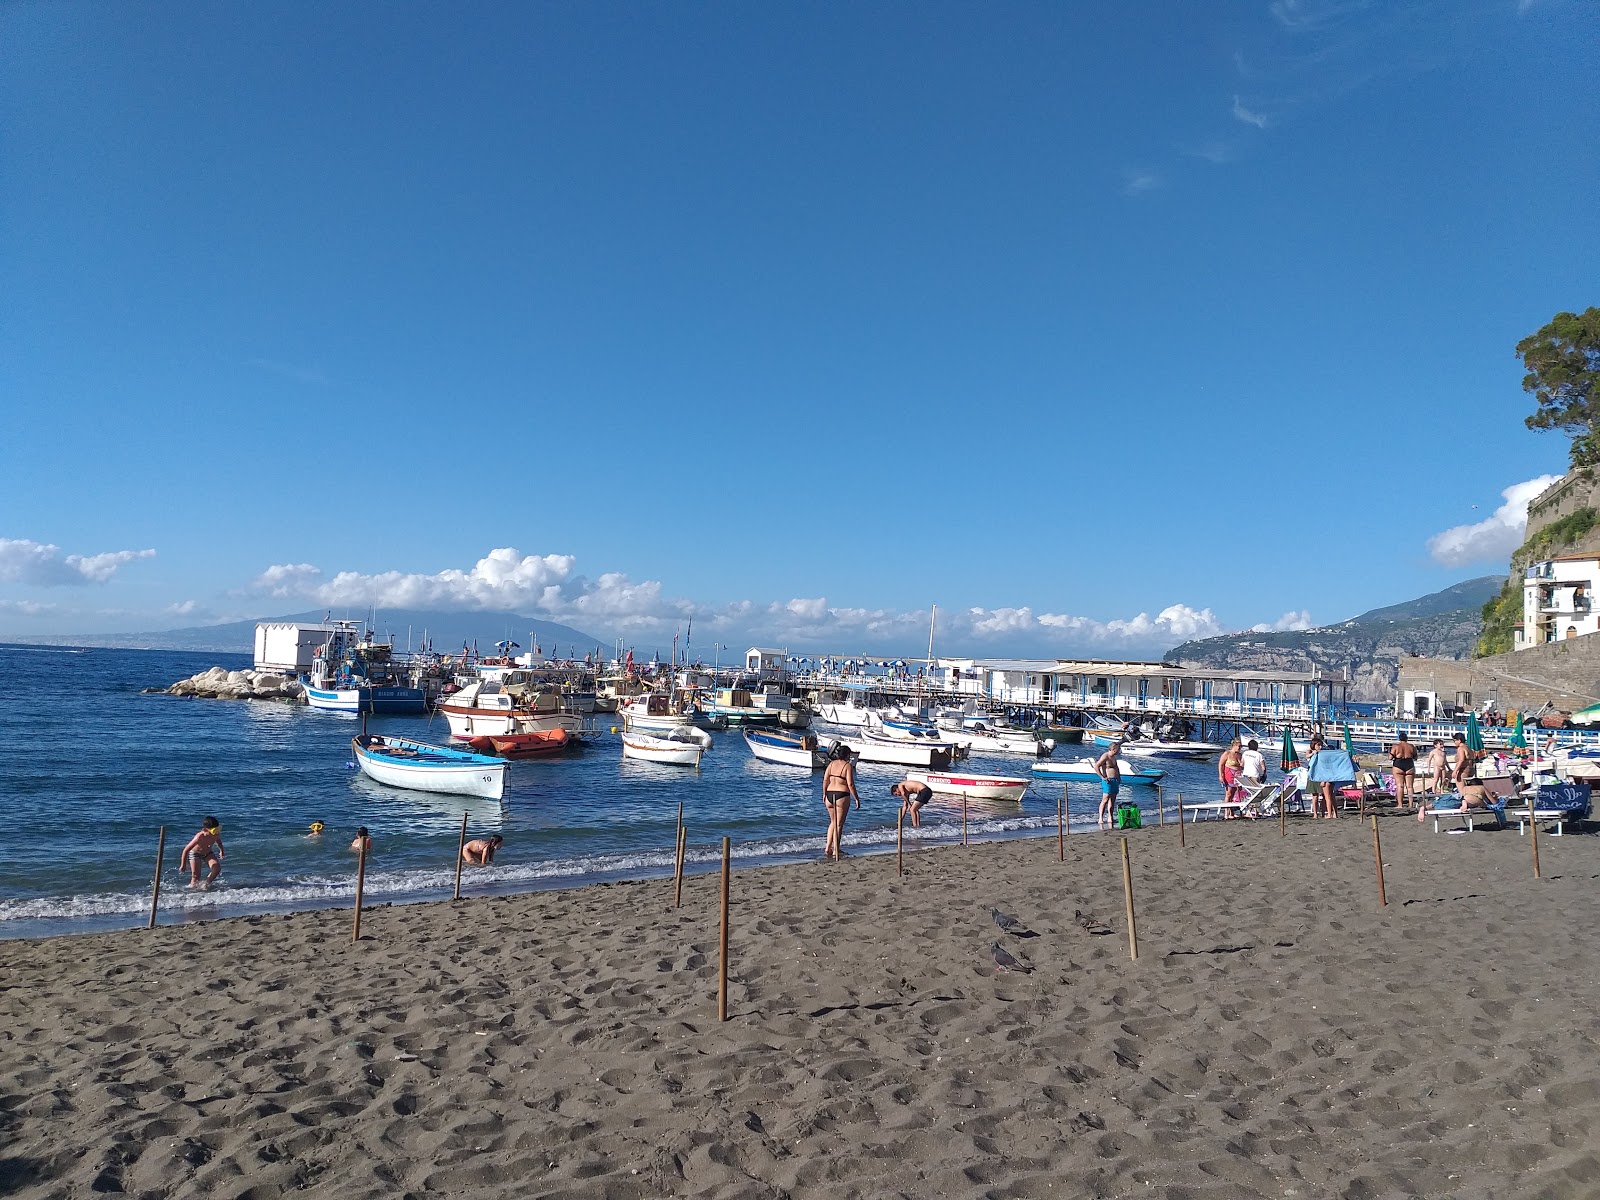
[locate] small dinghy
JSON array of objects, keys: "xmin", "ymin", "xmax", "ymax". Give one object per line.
[
  {"xmin": 467, "ymin": 728, "xmax": 572, "ymax": 758},
  {"xmin": 1031, "ymin": 757, "xmax": 1164, "ymax": 784},
  {"xmin": 621, "ymin": 725, "xmax": 713, "ymax": 767},
  {"xmin": 743, "ymin": 728, "xmax": 829, "ymax": 768},
  {"xmin": 351, "ymin": 734, "xmax": 509, "ymax": 800}
]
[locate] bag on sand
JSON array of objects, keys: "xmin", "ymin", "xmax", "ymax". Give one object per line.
[{"xmin": 1113, "ymin": 802, "xmax": 1142, "ymax": 830}]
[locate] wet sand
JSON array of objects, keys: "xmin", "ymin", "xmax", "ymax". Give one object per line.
[{"xmin": 4, "ymin": 815, "xmax": 1599, "ymax": 1199}]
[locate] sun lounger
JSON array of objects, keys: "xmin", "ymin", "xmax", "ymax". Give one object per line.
[
  {"xmin": 1233, "ymin": 778, "xmax": 1284, "ymax": 819},
  {"xmin": 1514, "ymin": 782, "xmax": 1592, "ymax": 836},
  {"xmin": 1421, "ymin": 794, "xmax": 1507, "ymax": 832},
  {"xmin": 1184, "ymin": 798, "xmax": 1248, "ymax": 821}
]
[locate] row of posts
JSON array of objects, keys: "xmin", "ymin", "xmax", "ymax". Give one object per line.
[{"xmin": 144, "ymin": 782, "xmax": 1554, "ymax": 1006}]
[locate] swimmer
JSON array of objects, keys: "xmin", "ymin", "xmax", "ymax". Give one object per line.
[
  {"xmin": 462, "ymin": 834, "xmax": 503, "ymax": 866},
  {"xmin": 306, "ymin": 821, "xmax": 325, "ymax": 838},
  {"xmin": 179, "ymin": 816, "xmax": 224, "ymax": 889},
  {"xmin": 350, "ymin": 826, "xmax": 372, "ymax": 854}
]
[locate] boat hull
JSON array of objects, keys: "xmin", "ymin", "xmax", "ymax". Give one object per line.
[
  {"xmin": 1032, "ymin": 758, "xmax": 1164, "ymax": 784},
  {"xmin": 306, "ymin": 685, "xmax": 427, "ymax": 715},
  {"xmin": 840, "ymin": 733, "xmax": 955, "ymax": 769},
  {"xmin": 352, "ymin": 736, "xmax": 507, "ymax": 799},
  {"xmin": 621, "ymin": 732, "xmax": 706, "ymax": 766},
  {"xmin": 437, "ymin": 703, "xmax": 582, "ymax": 740},
  {"xmin": 743, "ymin": 729, "xmax": 827, "ymax": 768},
  {"xmin": 906, "ymin": 771, "xmax": 1030, "ymax": 802}
]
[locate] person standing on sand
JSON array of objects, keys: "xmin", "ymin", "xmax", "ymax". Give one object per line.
[
  {"xmin": 1240, "ymin": 739, "xmax": 1267, "ymax": 784},
  {"xmin": 890, "ymin": 778, "xmax": 932, "ymax": 828},
  {"xmin": 821, "ymin": 746, "xmax": 860, "ymax": 860},
  {"xmin": 462, "ymin": 835, "xmax": 503, "ymax": 865},
  {"xmin": 178, "ymin": 817, "xmax": 224, "ymax": 890},
  {"xmin": 1218, "ymin": 738, "xmax": 1244, "ymax": 811},
  {"xmin": 1388, "ymin": 732, "xmax": 1418, "ymax": 809},
  {"xmin": 1452, "ymin": 733, "xmax": 1478, "ymax": 788},
  {"xmin": 1095, "ymin": 741, "xmax": 1122, "ymax": 828},
  {"xmin": 1425, "ymin": 740, "xmax": 1448, "ymax": 797}
]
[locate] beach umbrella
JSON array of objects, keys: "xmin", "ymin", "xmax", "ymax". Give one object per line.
[
  {"xmin": 494, "ymin": 639, "xmax": 520, "ymax": 650},
  {"xmin": 1280, "ymin": 728, "xmax": 1299, "ymax": 772},
  {"xmin": 1341, "ymin": 722, "xmax": 1356, "ymax": 757},
  {"xmin": 1465, "ymin": 710, "xmax": 1484, "ymax": 753},
  {"xmin": 1571, "ymin": 703, "xmax": 1600, "ymax": 726},
  {"xmin": 1507, "ymin": 712, "xmax": 1528, "ymax": 748}
]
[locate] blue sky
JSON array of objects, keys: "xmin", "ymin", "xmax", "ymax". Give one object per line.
[{"xmin": 2, "ymin": 0, "xmax": 1595, "ymax": 656}]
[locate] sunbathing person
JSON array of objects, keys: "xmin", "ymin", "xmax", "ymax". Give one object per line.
[{"xmin": 1418, "ymin": 778, "xmax": 1493, "ymax": 822}]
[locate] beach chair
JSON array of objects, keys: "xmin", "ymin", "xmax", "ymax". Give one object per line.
[
  {"xmin": 1420, "ymin": 791, "xmax": 1508, "ymax": 833},
  {"xmin": 1233, "ymin": 777, "xmax": 1281, "ymax": 819},
  {"xmin": 1515, "ymin": 782, "xmax": 1592, "ymax": 837}
]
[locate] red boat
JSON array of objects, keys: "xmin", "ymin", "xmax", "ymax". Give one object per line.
[{"xmin": 466, "ymin": 728, "xmax": 572, "ymax": 758}]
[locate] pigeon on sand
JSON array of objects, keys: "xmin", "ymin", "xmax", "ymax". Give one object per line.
[
  {"xmin": 991, "ymin": 942, "xmax": 1033, "ymax": 974},
  {"xmin": 991, "ymin": 907, "xmax": 1021, "ymax": 934}
]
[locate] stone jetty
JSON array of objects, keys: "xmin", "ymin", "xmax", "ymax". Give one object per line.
[{"xmin": 167, "ymin": 666, "xmax": 304, "ymax": 701}]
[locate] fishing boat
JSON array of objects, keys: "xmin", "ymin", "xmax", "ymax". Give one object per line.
[
  {"xmin": 621, "ymin": 726, "xmax": 712, "ymax": 767},
  {"xmin": 905, "ymin": 771, "xmax": 1030, "ymax": 802},
  {"xmin": 620, "ymin": 692, "xmax": 699, "ymax": 734},
  {"xmin": 436, "ymin": 677, "xmax": 584, "ymax": 740},
  {"xmin": 939, "ymin": 720, "xmax": 1053, "ymax": 757},
  {"xmin": 838, "ymin": 730, "xmax": 957, "ymax": 769},
  {"xmin": 302, "ymin": 621, "xmax": 428, "ymax": 714},
  {"xmin": 466, "ymin": 728, "xmax": 571, "ymax": 758},
  {"xmin": 743, "ymin": 727, "xmax": 829, "ymax": 768},
  {"xmin": 351, "ymin": 734, "xmax": 508, "ymax": 800},
  {"xmin": 1031, "ymin": 757, "xmax": 1164, "ymax": 784},
  {"xmin": 699, "ymin": 687, "xmax": 782, "ymax": 727}
]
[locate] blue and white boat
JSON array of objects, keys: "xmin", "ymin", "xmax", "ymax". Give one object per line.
[
  {"xmin": 302, "ymin": 621, "xmax": 427, "ymax": 715},
  {"xmin": 743, "ymin": 727, "xmax": 829, "ymax": 769},
  {"xmin": 1032, "ymin": 757, "xmax": 1164, "ymax": 785},
  {"xmin": 351, "ymin": 734, "xmax": 508, "ymax": 800}
]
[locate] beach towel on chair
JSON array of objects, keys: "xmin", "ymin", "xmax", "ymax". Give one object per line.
[{"xmin": 1534, "ymin": 782, "xmax": 1592, "ymax": 825}]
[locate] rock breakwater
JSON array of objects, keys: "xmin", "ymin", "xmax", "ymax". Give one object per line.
[{"xmin": 166, "ymin": 666, "xmax": 304, "ymax": 701}]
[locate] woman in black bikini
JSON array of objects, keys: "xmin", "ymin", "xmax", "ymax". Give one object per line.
[{"xmin": 821, "ymin": 746, "xmax": 860, "ymax": 859}]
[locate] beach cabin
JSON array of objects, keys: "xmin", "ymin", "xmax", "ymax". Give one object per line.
[
  {"xmin": 1516, "ymin": 555, "xmax": 1600, "ymax": 649},
  {"xmin": 253, "ymin": 621, "xmax": 347, "ymax": 675},
  {"xmin": 745, "ymin": 647, "xmax": 789, "ymax": 682}
]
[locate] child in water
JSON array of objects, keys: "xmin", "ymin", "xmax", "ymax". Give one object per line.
[{"xmin": 179, "ymin": 817, "xmax": 224, "ymax": 890}]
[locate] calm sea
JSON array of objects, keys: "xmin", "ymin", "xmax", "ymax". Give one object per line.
[{"xmin": 0, "ymin": 644, "xmax": 1238, "ymax": 941}]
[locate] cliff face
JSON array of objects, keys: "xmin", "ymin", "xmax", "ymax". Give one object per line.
[{"xmin": 1164, "ymin": 577, "xmax": 1504, "ymax": 702}]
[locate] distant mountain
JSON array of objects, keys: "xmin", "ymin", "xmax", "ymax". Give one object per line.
[
  {"xmin": 1163, "ymin": 576, "xmax": 1506, "ymax": 702},
  {"xmin": 8, "ymin": 610, "xmax": 616, "ymax": 658}
]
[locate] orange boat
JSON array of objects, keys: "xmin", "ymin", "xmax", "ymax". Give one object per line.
[{"xmin": 466, "ymin": 728, "xmax": 571, "ymax": 758}]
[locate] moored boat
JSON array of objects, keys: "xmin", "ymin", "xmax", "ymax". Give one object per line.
[
  {"xmin": 351, "ymin": 734, "xmax": 508, "ymax": 800},
  {"xmin": 302, "ymin": 621, "xmax": 427, "ymax": 714},
  {"xmin": 1114, "ymin": 739, "xmax": 1225, "ymax": 760},
  {"xmin": 905, "ymin": 771, "xmax": 1030, "ymax": 802},
  {"xmin": 743, "ymin": 727, "xmax": 829, "ymax": 768},
  {"xmin": 436, "ymin": 677, "xmax": 584, "ymax": 740},
  {"xmin": 1031, "ymin": 757, "xmax": 1164, "ymax": 784},
  {"xmin": 621, "ymin": 726, "xmax": 712, "ymax": 767},
  {"xmin": 467, "ymin": 728, "xmax": 572, "ymax": 758},
  {"xmin": 620, "ymin": 692, "xmax": 699, "ymax": 734},
  {"xmin": 838, "ymin": 730, "xmax": 956, "ymax": 769},
  {"xmin": 700, "ymin": 687, "xmax": 782, "ymax": 727}
]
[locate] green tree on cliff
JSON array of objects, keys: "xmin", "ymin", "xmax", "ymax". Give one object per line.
[{"xmin": 1521, "ymin": 307, "xmax": 1600, "ymax": 468}]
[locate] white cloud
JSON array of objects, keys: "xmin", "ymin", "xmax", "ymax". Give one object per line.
[
  {"xmin": 0, "ymin": 598, "xmax": 57, "ymax": 616},
  {"xmin": 0, "ymin": 539, "xmax": 155, "ymax": 586},
  {"xmin": 1251, "ymin": 609, "xmax": 1315, "ymax": 632},
  {"xmin": 1427, "ymin": 475, "xmax": 1563, "ymax": 567},
  {"xmin": 1122, "ymin": 168, "xmax": 1164, "ymax": 196},
  {"xmin": 1268, "ymin": 0, "xmax": 1372, "ymax": 31},
  {"xmin": 166, "ymin": 600, "xmax": 199, "ymax": 617},
  {"xmin": 980, "ymin": 602, "xmax": 1225, "ymax": 647},
  {"xmin": 1232, "ymin": 95, "xmax": 1269, "ymax": 128}
]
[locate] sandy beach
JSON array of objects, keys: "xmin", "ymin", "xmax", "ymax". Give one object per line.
[{"xmin": 4, "ymin": 815, "xmax": 1600, "ymax": 1199}]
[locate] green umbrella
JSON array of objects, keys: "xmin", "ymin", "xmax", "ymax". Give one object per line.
[
  {"xmin": 1342, "ymin": 722, "xmax": 1356, "ymax": 757},
  {"xmin": 1280, "ymin": 728, "xmax": 1299, "ymax": 772},
  {"xmin": 1507, "ymin": 711, "xmax": 1527, "ymax": 749},
  {"xmin": 1465, "ymin": 710, "xmax": 1484, "ymax": 753}
]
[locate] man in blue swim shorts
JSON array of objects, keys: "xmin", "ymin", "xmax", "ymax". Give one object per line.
[{"xmin": 1095, "ymin": 741, "xmax": 1123, "ymax": 828}]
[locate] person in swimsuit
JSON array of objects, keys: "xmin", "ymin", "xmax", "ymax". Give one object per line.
[
  {"xmin": 1218, "ymin": 738, "xmax": 1244, "ymax": 816},
  {"xmin": 178, "ymin": 816, "xmax": 224, "ymax": 890},
  {"xmin": 821, "ymin": 746, "xmax": 860, "ymax": 859},
  {"xmin": 1388, "ymin": 732, "xmax": 1418, "ymax": 809},
  {"xmin": 350, "ymin": 826, "xmax": 372, "ymax": 854},
  {"xmin": 1095, "ymin": 742, "xmax": 1122, "ymax": 828},
  {"xmin": 890, "ymin": 778, "xmax": 932, "ymax": 828},
  {"xmin": 1452, "ymin": 733, "xmax": 1478, "ymax": 789},
  {"xmin": 1425, "ymin": 740, "xmax": 1448, "ymax": 797},
  {"xmin": 462, "ymin": 835, "xmax": 503, "ymax": 865}
]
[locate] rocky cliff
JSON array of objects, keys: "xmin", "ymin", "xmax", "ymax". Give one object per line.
[{"xmin": 1164, "ymin": 577, "xmax": 1504, "ymax": 701}]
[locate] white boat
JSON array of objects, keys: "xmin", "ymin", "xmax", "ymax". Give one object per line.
[
  {"xmin": 621, "ymin": 726, "xmax": 712, "ymax": 767},
  {"xmin": 620, "ymin": 692, "xmax": 699, "ymax": 734},
  {"xmin": 905, "ymin": 771, "xmax": 1030, "ymax": 802},
  {"xmin": 814, "ymin": 692, "xmax": 879, "ymax": 727},
  {"xmin": 743, "ymin": 728, "xmax": 829, "ymax": 768},
  {"xmin": 436, "ymin": 678, "xmax": 583, "ymax": 740},
  {"xmin": 868, "ymin": 714, "xmax": 946, "ymax": 742},
  {"xmin": 1114, "ymin": 739, "xmax": 1225, "ymax": 760},
  {"xmin": 839, "ymin": 730, "xmax": 956, "ymax": 769},
  {"xmin": 301, "ymin": 621, "xmax": 427, "ymax": 714},
  {"xmin": 351, "ymin": 734, "xmax": 508, "ymax": 800},
  {"xmin": 939, "ymin": 720, "xmax": 1052, "ymax": 757},
  {"xmin": 1031, "ymin": 757, "xmax": 1164, "ymax": 784}
]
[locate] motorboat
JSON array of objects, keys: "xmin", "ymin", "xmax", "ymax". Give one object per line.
[
  {"xmin": 1031, "ymin": 757, "xmax": 1164, "ymax": 784},
  {"xmin": 619, "ymin": 692, "xmax": 700, "ymax": 735},
  {"xmin": 622, "ymin": 726, "xmax": 712, "ymax": 767},
  {"xmin": 743, "ymin": 727, "xmax": 829, "ymax": 768},
  {"xmin": 699, "ymin": 687, "xmax": 782, "ymax": 727},
  {"xmin": 939, "ymin": 719, "xmax": 1052, "ymax": 757},
  {"xmin": 905, "ymin": 771, "xmax": 1030, "ymax": 802},
  {"xmin": 351, "ymin": 734, "xmax": 508, "ymax": 800},
  {"xmin": 838, "ymin": 730, "xmax": 956, "ymax": 769},
  {"xmin": 466, "ymin": 728, "xmax": 572, "ymax": 758},
  {"xmin": 1114, "ymin": 738, "xmax": 1225, "ymax": 760},
  {"xmin": 436, "ymin": 676, "xmax": 584, "ymax": 740}
]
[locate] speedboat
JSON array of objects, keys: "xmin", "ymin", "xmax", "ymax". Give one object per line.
[
  {"xmin": 743, "ymin": 728, "xmax": 829, "ymax": 768},
  {"xmin": 621, "ymin": 726, "xmax": 712, "ymax": 767},
  {"xmin": 351, "ymin": 734, "xmax": 508, "ymax": 800},
  {"xmin": 905, "ymin": 771, "xmax": 1030, "ymax": 802},
  {"xmin": 1115, "ymin": 738, "xmax": 1224, "ymax": 760},
  {"xmin": 1031, "ymin": 757, "xmax": 1164, "ymax": 785},
  {"xmin": 838, "ymin": 730, "xmax": 956, "ymax": 769},
  {"xmin": 940, "ymin": 720, "xmax": 1052, "ymax": 757}
]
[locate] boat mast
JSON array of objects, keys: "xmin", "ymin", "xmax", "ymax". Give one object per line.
[{"xmin": 919, "ymin": 603, "xmax": 936, "ymax": 712}]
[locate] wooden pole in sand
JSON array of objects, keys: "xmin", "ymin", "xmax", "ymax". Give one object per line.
[
  {"xmin": 452, "ymin": 813, "xmax": 468, "ymax": 901},
  {"xmin": 962, "ymin": 793, "xmax": 968, "ymax": 846},
  {"xmin": 1176, "ymin": 792, "xmax": 1185, "ymax": 848},
  {"xmin": 674, "ymin": 825, "xmax": 687, "ymax": 909},
  {"xmin": 717, "ymin": 836, "xmax": 730, "ymax": 1022},
  {"xmin": 352, "ymin": 838, "xmax": 368, "ymax": 944},
  {"xmin": 1120, "ymin": 837, "xmax": 1138, "ymax": 961},
  {"xmin": 896, "ymin": 806, "xmax": 904, "ymax": 878},
  {"xmin": 1057, "ymin": 790, "xmax": 1064, "ymax": 861},
  {"xmin": 147, "ymin": 826, "xmax": 167, "ymax": 930},
  {"xmin": 1279, "ymin": 785, "xmax": 1287, "ymax": 837},
  {"xmin": 1370, "ymin": 814, "xmax": 1387, "ymax": 907},
  {"xmin": 1530, "ymin": 795, "xmax": 1542, "ymax": 880}
]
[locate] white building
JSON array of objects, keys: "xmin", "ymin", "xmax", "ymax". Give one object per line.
[
  {"xmin": 1516, "ymin": 555, "xmax": 1600, "ymax": 649},
  {"xmin": 744, "ymin": 647, "xmax": 788, "ymax": 680},
  {"xmin": 253, "ymin": 621, "xmax": 347, "ymax": 675}
]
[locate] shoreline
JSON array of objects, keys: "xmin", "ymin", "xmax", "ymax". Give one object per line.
[{"xmin": 6, "ymin": 819, "xmax": 1599, "ymax": 1198}]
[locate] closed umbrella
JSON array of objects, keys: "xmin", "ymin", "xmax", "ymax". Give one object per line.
[
  {"xmin": 1341, "ymin": 722, "xmax": 1356, "ymax": 757},
  {"xmin": 1507, "ymin": 712, "xmax": 1528, "ymax": 749},
  {"xmin": 1465, "ymin": 711, "xmax": 1484, "ymax": 753},
  {"xmin": 1280, "ymin": 729, "xmax": 1299, "ymax": 772}
]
